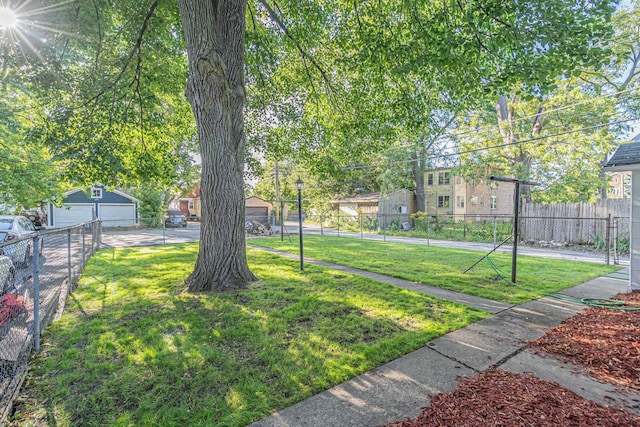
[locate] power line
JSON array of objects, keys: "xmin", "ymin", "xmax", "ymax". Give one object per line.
[
  {"xmin": 390, "ymin": 87, "xmax": 640, "ymax": 152},
  {"xmin": 341, "ymin": 116, "xmax": 640, "ymax": 171}
]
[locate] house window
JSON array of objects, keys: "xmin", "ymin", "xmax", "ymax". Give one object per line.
[
  {"xmin": 614, "ymin": 177, "xmax": 619, "ymax": 183},
  {"xmin": 188, "ymin": 200, "xmax": 194, "ymax": 209},
  {"xmin": 438, "ymin": 172, "xmax": 450, "ymax": 185},
  {"xmin": 456, "ymin": 196, "xmax": 465, "ymax": 208},
  {"xmin": 490, "ymin": 196, "xmax": 497, "ymax": 210},
  {"xmin": 91, "ymin": 188, "xmax": 102, "ymax": 199},
  {"xmin": 437, "ymin": 195, "xmax": 450, "ymax": 208},
  {"xmin": 456, "ymin": 176, "xmax": 462, "ymax": 185},
  {"xmin": 612, "ymin": 188, "xmax": 620, "ymax": 195},
  {"xmin": 398, "ymin": 205, "xmax": 407, "ymax": 214},
  {"xmin": 427, "ymin": 173, "xmax": 434, "ymax": 186}
]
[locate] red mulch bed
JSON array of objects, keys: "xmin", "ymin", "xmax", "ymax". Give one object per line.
[
  {"xmin": 385, "ymin": 370, "xmax": 640, "ymax": 427},
  {"xmin": 529, "ymin": 292, "xmax": 640, "ymax": 392},
  {"xmin": 384, "ymin": 292, "xmax": 640, "ymax": 427}
]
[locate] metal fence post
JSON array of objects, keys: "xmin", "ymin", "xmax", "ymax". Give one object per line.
[
  {"xmin": 320, "ymin": 215, "xmax": 324, "ymax": 236},
  {"xmin": 612, "ymin": 217, "xmax": 619, "ymax": 265},
  {"xmin": 33, "ymin": 236, "xmax": 40, "ymax": 352},
  {"xmin": 427, "ymin": 215, "xmax": 431, "ymax": 245},
  {"xmin": 93, "ymin": 222, "xmax": 98, "ymax": 255},
  {"xmin": 493, "ymin": 216, "xmax": 498, "ymax": 248},
  {"xmin": 463, "ymin": 214, "xmax": 467, "ymax": 239},
  {"xmin": 97, "ymin": 220, "xmax": 102, "ymax": 249},
  {"xmin": 383, "ymin": 214, "xmax": 387, "ymax": 241},
  {"xmin": 337, "ymin": 215, "xmax": 340, "ymax": 236},
  {"xmin": 82, "ymin": 224, "xmax": 86, "ymax": 267},
  {"xmin": 606, "ymin": 214, "xmax": 611, "ymax": 266},
  {"xmin": 360, "ymin": 213, "xmax": 363, "ymax": 239},
  {"xmin": 67, "ymin": 229, "xmax": 72, "ymax": 286}
]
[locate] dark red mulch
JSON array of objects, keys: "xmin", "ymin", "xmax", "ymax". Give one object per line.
[
  {"xmin": 384, "ymin": 370, "xmax": 640, "ymax": 427},
  {"xmin": 384, "ymin": 292, "xmax": 640, "ymax": 427},
  {"xmin": 529, "ymin": 292, "xmax": 640, "ymax": 392}
]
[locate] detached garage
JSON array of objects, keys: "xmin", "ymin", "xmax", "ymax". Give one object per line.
[
  {"xmin": 245, "ymin": 196, "xmax": 272, "ymax": 224},
  {"xmin": 49, "ymin": 187, "xmax": 139, "ymax": 228}
]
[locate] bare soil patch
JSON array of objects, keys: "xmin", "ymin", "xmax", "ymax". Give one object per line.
[{"xmin": 384, "ymin": 292, "xmax": 640, "ymax": 426}]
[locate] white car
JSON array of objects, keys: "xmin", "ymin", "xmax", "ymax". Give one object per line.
[
  {"xmin": 0, "ymin": 215, "xmax": 38, "ymax": 268},
  {"xmin": 0, "ymin": 254, "xmax": 15, "ymax": 295}
]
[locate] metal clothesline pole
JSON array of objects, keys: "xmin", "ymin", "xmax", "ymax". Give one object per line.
[{"xmin": 490, "ymin": 176, "xmax": 540, "ymax": 284}]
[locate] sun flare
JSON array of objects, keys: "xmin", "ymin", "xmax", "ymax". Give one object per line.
[{"xmin": 0, "ymin": 7, "xmax": 17, "ymax": 28}]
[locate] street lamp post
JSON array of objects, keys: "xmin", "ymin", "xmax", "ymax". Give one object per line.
[{"xmin": 296, "ymin": 179, "xmax": 304, "ymax": 271}]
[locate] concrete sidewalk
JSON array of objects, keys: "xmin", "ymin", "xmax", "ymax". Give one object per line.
[{"xmin": 248, "ymin": 248, "xmax": 638, "ymax": 426}]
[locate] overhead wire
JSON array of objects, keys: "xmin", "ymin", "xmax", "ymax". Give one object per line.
[
  {"xmin": 341, "ymin": 115, "xmax": 640, "ymax": 171},
  {"xmin": 386, "ymin": 86, "xmax": 640, "ymax": 152}
]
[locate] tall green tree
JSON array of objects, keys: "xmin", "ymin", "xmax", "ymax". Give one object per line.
[
  {"xmin": 3, "ymin": 0, "xmax": 616, "ymax": 291},
  {"xmin": 456, "ymin": 81, "xmax": 620, "ymax": 203},
  {"xmin": 456, "ymin": 2, "xmax": 640, "ymax": 204}
]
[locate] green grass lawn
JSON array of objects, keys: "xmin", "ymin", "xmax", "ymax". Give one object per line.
[
  {"xmin": 248, "ymin": 235, "xmax": 618, "ymax": 304},
  {"xmin": 11, "ymin": 244, "xmax": 487, "ymax": 427}
]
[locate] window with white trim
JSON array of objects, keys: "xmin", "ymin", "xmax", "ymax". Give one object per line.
[
  {"xmin": 91, "ymin": 188, "xmax": 102, "ymax": 199},
  {"xmin": 490, "ymin": 195, "xmax": 497, "ymax": 210},
  {"xmin": 438, "ymin": 172, "xmax": 450, "ymax": 185},
  {"xmin": 437, "ymin": 195, "xmax": 450, "ymax": 208},
  {"xmin": 456, "ymin": 196, "xmax": 465, "ymax": 208}
]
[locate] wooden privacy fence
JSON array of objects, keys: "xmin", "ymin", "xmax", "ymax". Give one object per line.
[{"xmin": 520, "ymin": 199, "xmax": 629, "ymax": 244}]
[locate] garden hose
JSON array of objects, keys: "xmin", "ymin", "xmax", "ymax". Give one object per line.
[{"xmin": 484, "ymin": 256, "xmax": 640, "ymax": 311}]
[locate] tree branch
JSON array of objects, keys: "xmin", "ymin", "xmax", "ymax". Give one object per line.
[
  {"xmin": 258, "ymin": 0, "xmax": 335, "ymax": 94},
  {"xmin": 83, "ymin": 0, "xmax": 158, "ymax": 106}
]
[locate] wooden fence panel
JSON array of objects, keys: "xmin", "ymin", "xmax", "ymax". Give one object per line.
[{"xmin": 520, "ymin": 199, "xmax": 628, "ymax": 244}]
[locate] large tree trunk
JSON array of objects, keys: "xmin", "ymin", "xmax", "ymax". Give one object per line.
[
  {"xmin": 496, "ymin": 95, "xmax": 537, "ymax": 202},
  {"xmin": 178, "ymin": 0, "xmax": 256, "ymax": 292},
  {"xmin": 412, "ymin": 149, "xmax": 426, "ymax": 212}
]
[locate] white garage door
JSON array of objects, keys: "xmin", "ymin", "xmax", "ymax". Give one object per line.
[
  {"xmin": 53, "ymin": 204, "xmax": 95, "ymax": 228},
  {"xmin": 99, "ymin": 204, "xmax": 136, "ymax": 227}
]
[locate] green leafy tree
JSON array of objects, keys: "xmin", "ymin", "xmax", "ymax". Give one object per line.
[
  {"xmin": 456, "ymin": 1, "xmax": 640, "ymax": 204},
  {"xmin": 129, "ymin": 186, "xmax": 172, "ymax": 227},
  {"xmin": 2, "ymin": 0, "xmax": 617, "ymax": 292}
]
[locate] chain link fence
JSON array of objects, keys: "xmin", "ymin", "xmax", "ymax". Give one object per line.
[
  {"xmin": 612, "ymin": 216, "xmax": 630, "ymax": 265},
  {"xmin": 289, "ymin": 213, "xmax": 628, "ymax": 265},
  {"xmin": 0, "ymin": 221, "xmax": 100, "ymax": 420}
]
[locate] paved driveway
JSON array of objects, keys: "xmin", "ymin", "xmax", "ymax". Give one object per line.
[{"xmin": 101, "ymin": 223, "xmax": 201, "ymax": 248}]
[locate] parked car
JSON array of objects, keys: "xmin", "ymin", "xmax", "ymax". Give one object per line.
[
  {"xmin": 0, "ymin": 254, "xmax": 15, "ymax": 295},
  {"xmin": 21, "ymin": 209, "xmax": 47, "ymax": 230},
  {"xmin": 164, "ymin": 210, "xmax": 187, "ymax": 228},
  {"xmin": 0, "ymin": 215, "xmax": 39, "ymax": 268}
]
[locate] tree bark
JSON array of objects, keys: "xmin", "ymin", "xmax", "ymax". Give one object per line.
[
  {"xmin": 412, "ymin": 149, "xmax": 426, "ymax": 212},
  {"xmin": 496, "ymin": 95, "xmax": 536, "ymax": 202},
  {"xmin": 178, "ymin": 0, "xmax": 256, "ymax": 292}
]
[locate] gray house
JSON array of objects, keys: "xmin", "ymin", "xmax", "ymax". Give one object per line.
[{"xmin": 48, "ymin": 186, "xmax": 139, "ymax": 228}]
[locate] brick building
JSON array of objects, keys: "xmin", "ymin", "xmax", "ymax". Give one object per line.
[
  {"xmin": 424, "ymin": 168, "xmax": 514, "ymax": 217},
  {"xmin": 607, "ymin": 171, "xmax": 630, "ymax": 199}
]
